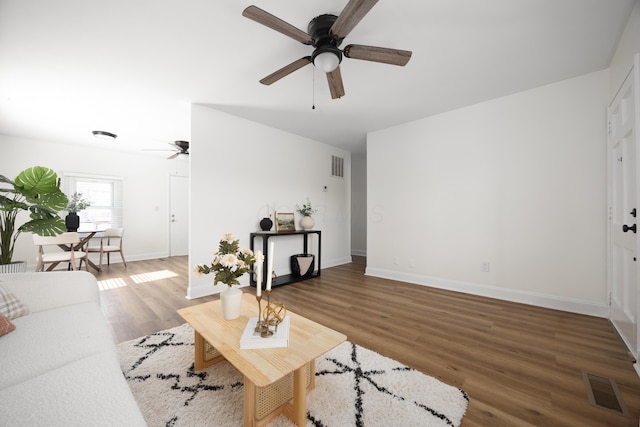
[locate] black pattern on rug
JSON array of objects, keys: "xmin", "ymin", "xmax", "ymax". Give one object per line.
[
  {"xmin": 117, "ymin": 323, "xmax": 469, "ymax": 427},
  {"xmin": 314, "ymin": 342, "xmax": 468, "ymax": 427},
  {"xmin": 120, "ymin": 328, "xmax": 245, "ymax": 426}
]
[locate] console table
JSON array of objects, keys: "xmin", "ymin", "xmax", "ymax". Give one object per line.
[{"xmin": 249, "ymin": 230, "xmax": 321, "ymax": 288}]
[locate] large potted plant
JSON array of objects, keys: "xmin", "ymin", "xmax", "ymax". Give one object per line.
[{"xmin": 0, "ymin": 166, "xmax": 68, "ymax": 272}]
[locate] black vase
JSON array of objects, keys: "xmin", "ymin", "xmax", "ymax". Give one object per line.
[
  {"xmin": 259, "ymin": 217, "xmax": 273, "ymax": 231},
  {"xmin": 65, "ymin": 213, "xmax": 80, "ymax": 232}
]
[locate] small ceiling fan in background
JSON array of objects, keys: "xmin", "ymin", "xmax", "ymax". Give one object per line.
[
  {"xmin": 242, "ymin": 0, "xmax": 412, "ymax": 99},
  {"xmin": 143, "ymin": 140, "xmax": 189, "ymax": 159}
]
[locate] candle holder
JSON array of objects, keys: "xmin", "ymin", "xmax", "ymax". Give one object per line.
[
  {"xmin": 254, "ymin": 295, "xmax": 268, "ymax": 333},
  {"xmin": 259, "ymin": 289, "xmax": 272, "ymax": 336}
]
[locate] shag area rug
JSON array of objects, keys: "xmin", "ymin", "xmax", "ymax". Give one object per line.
[{"xmin": 117, "ymin": 323, "xmax": 469, "ymax": 427}]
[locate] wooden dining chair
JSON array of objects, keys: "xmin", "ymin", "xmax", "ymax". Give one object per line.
[
  {"xmin": 33, "ymin": 232, "xmax": 89, "ymax": 272},
  {"xmin": 85, "ymin": 228, "xmax": 126, "ymax": 271}
]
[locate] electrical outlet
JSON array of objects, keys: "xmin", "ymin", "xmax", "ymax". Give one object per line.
[
  {"xmin": 481, "ymin": 262, "xmax": 490, "ymax": 272},
  {"xmin": 394, "ymin": 256, "xmax": 400, "ymax": 265},
  {"xmin": 323, "ymin": 185, "xmax": 328, "ymax": 192}
]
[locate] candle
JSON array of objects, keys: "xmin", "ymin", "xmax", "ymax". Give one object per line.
[
  {"xmin": 266, "ymin": 241, "xmax": 275, "ymax": 290},
  {"xmin": 255, "ymin": 251, "xmax": 262, "ymax": 297}
]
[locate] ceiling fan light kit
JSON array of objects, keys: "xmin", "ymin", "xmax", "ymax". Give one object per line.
[
  {"xmin": 312, "ymin": 46, "xmax": 342, "ymax": 73},
  {"xmin": 243, "ymin": 0, "xmax": 412, "ymax": 99}
]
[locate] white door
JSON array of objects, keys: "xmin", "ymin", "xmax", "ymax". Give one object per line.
[
  {"xmin": 170, "ymin": 175, "xmax": 188, "ymax": 256},
  {"xmin": 609, "ymin": 55, "xmax": 640, "ymax": 360}
]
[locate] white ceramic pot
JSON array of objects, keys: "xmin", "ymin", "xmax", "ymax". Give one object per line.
[
  {"xmin": 300, "ymin": 215, "xmax": 315, "ymax": 230},
  {"xmin": 220, "ymin": 286, "xmax": 243, "ymax": 320},
  {"xmin": 0, "ymin": 261, "xmax": 27, "ymax": 274}
]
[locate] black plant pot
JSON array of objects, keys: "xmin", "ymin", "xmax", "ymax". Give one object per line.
[
  {"xmin": 259, "ymin": 217, "xmax": 273, "ymax": 231},
  {"xmin": 65, "ymin": 213, "xmax": 80, "ymax": 232}
]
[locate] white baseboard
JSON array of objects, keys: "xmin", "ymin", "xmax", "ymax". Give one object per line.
[
  {"xmin": 365, "ymin": 267, "xmax": 609, "ymax": 318},
  {"xmin": 186, "ymin": 283, "xmax": 218, "ymax": 299},
  {"xmin": 351, "ymin": 249, "xmax": 367, "ymax": 257},
  {"xmin": 323, "ymin": 256, "xmax": 353, "ymax": 268},
  {"xmin": 186, "ymin": 256, "xmax": 353, "ymax": 299}
]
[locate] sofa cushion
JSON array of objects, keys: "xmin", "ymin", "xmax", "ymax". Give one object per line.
[
  {"xmin": 0, "ymin": 282, "xmax": 29, "ymax": 320},
  {"xmin": 0, "ymin": 351, "xmax": 147, "ymax": 426},
  {"xmin": 0, "ymin": 313, "xmax": 15, "ymax": 336},
  {"xmin": 0, "ymin": 302, "xmax": 114, "ymax": 389},
  {"xmin": 1, "ymin": 271, "xmax": 100, "ymax": 314}
]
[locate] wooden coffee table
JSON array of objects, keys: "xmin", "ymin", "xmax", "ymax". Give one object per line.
[{"xmin": 177, "ymin": 293, "xmax": 346, "ymax": 427}]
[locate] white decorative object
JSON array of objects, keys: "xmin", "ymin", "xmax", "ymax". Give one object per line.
[
  {"xmin": 266, "ymin": 242, "xmax": 275, "ymax": 290},
  {"xmin": 240, "ymin": 316, "xmax": 290, "ymax": 349},
  {"xmin": 300, "ymin": 216, "xmax": 315, "ymax": 230},
  {"xmin": 255, "ymin": 250, "xmax": 263, "ymax": 297},
  {"xmin": 220, "ymin": 286, "xmax": 243, "ymax": 320}
]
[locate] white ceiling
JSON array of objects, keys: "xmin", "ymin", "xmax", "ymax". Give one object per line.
[{"xmin": 0, "ymin": 0, "xmax": 635, "ymax": 157}]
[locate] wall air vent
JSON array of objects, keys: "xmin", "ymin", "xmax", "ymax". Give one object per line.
[{"xmin": 331, "ymin": 155, "xmax": 344, "ymax": 178}]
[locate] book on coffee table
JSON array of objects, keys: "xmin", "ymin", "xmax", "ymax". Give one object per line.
[{"xmin": 240, "ymin": 316, "xmax": 290, "ymax": 349}]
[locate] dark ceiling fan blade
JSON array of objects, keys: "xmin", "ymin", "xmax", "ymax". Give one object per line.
[
  {"xmin": 260, "ymin": 57, "xmax": 312, "ymax": 85},
  {"xmin": 243, "ymin": 6, "xmax": 313, "ymax": 45},
  {"xmin": 330, "ymin": 0, "xmax": 379, "ymax": 40},
  {"xmin": 326, "ymin": 66, "xmax": 345, "ymax": 99},
  {"xmin": 343, "ymin": 44, "xmax": 412, "ymax": 66},
  {"xmin": 167, "ymin": 152, "xmax": 179, "ymax": 160}
]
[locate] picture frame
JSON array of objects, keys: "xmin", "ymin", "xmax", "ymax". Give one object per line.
[{"xmin": 275, "ymin": 212, "xmax": 296, "ymax": 232}]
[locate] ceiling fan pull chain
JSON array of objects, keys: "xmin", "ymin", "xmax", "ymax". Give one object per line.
[{"xmin": 312, "ymin": 66, "xmax": 316, "ymax": 110}]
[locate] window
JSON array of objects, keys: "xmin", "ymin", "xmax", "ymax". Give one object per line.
[{"xmin": 63, "ymin": 173, "xmax": 123, "ymax": 229}]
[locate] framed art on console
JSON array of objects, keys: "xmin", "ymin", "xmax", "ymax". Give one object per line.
[{"xmin": 275, "ymin": 212, "xmax": 295, "ymax": 232}]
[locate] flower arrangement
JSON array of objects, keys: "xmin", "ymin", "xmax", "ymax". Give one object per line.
[
  {"xmin": 296, "ymin": 197, "xmax": 317, "ymax": 217},
  {"xmin": 66, "ymin": 192, "xmax": 91, "ymax": 213},
  {"xmin": 193, "ymin": 233, "xmax": 256, "ymax": 287}
]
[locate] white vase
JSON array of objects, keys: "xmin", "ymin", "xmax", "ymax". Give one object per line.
[
  {"xmin": 0, "ymin": 261, "xmax": 27, "ymax": 274},
  {"xmin": 300, "ymin": 216, "xmax": 315, "ymax": 230},
  {"xmin": 220, "ymin": 286, "xmax": 243, "ymax": 320}
]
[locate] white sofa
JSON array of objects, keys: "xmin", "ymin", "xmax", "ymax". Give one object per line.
[{"xmin": 0, "ymin": 271, "xmax": 146, "ymax": 426}]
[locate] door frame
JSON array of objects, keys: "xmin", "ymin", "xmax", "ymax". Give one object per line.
[{"xmin": 607, "ymin": 53, "xmax": 640, "ymax": 376}]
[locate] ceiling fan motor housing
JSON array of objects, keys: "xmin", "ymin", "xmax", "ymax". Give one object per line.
[
  {"xmin": 174, "ymin": 140, "xmax": 189, "ymax": 152},
  {"xmin": 309, "ymin": 14, "xmax": 343, "ymax": 64}
]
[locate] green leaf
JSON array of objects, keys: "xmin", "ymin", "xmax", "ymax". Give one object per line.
[
  {"xmin": 19, "ymin": 217, "xmax": 66, "ymax": 236},
  {"xmin": 14, "ymin": 166, "xmax": 60, "ymax": 195},
  {"xmin": 24, "ymin": 190, "xmax": 68, "ymax": 212}
]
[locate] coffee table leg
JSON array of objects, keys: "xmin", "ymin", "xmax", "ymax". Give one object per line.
[
  {"xmin": 291, "ymin": 364, "xmax": 307, "ymax": 426},
  {"xmin": 193, "ymin": 330, "xmax": 206, "ymax": 371},
  {"xmin": 243, "ymin": 376, "xmax": 257, "ymax": 427}
]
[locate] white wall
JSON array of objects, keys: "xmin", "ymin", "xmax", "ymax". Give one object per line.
[
  {"xmin": 367, "ymin": 70, "xmax": 609, "ymax": 317},
  {"xmin": 0, "ymin": 134, "xmax": 187, "ymax": 268},
  {"xmin": 609, "ymin": 0, "xmax": 640, "ymax": 100},
  {"xmin": 351, "ymin": 154, "xmax": 367, "ymax": 256},
  {"xmin": 188, "ymin": 105, "xmax": 351, "ymax": 298}
]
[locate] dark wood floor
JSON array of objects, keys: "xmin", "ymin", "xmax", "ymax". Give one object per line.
[{"xmin": 98, "ymin": 256, "xmax": 640, "ymax": 426}]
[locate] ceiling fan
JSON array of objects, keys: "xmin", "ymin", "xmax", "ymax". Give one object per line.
[
  {"xmin": 242, "ymin": 0, "xmax": 412, "ymax": 99},
  {"xmin": 143, "ymin": 140, "xmax": 189, "ymax": 159}
]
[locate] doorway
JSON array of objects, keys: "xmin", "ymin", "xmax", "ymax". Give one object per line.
[{"xmin": 608, "ymin": 54, "xmax": 640, "ymax": 364}]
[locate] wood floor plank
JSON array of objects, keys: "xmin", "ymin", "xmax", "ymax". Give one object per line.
[{"xmin": 97, "ymin": 255, "xmax": 640, "ymax": 426}]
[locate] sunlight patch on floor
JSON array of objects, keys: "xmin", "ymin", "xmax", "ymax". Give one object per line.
[
  {"xmin": 98, "ymin": 278, "xmax": 128, "ymax": 290},
  {"xmin": 130, "ymin": 270, "xmax": 178, "ymax": 284}
]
